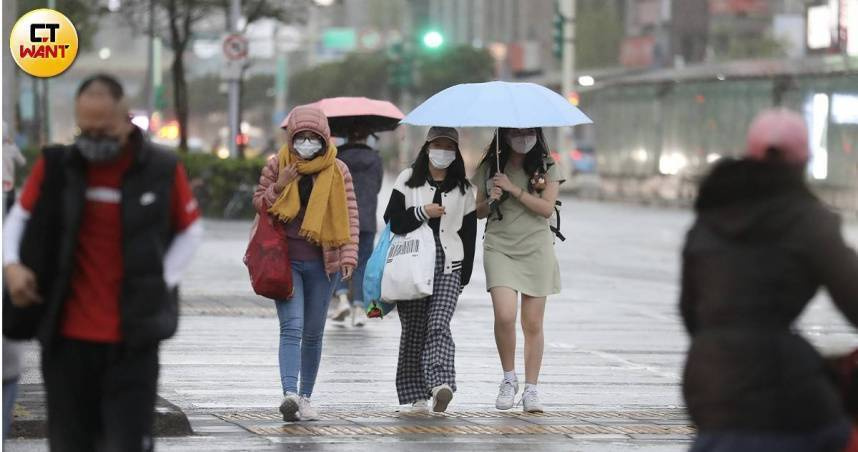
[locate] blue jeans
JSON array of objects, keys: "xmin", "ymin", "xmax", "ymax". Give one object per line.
[
  {"xmin": 3, "ymin": 377, "xmax": 18, "ymax": 440},
  {"xmin": 276, "ymin": 260, "xmax": 337, "ymax": 397},
  {"xmin": 334, "ymin": 231, "xmax": 375, "ymax": 305}
]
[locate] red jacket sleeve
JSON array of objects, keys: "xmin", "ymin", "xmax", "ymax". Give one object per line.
[
  {"xmin": 18, "ymin": 157, "xmax": 45, "ymax": 212},
  {"xmin": 171, "ymin": 163, "xmax": 201, "ymax": 232}
]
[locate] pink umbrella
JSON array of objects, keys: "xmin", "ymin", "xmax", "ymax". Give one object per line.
[{"xmin": 280, "ymin": 97, "xmax": 405, "ymax": 137}]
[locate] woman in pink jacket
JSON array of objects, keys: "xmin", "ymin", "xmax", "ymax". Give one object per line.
[{"xmin": 253, "ymin": 105, "xmax": 359, "ymax": 422}]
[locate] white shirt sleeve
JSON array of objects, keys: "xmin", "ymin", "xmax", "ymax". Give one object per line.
[
  {"xmin": 163, "ymin": 219, "xmax": 203, "ymax": 289},
  {"xmin": 464, "ymin": 185, "xmax": 477, "ymax": 214},
  {"xmin": 3, "ymin": 203, "xmax": 30, "ymax": 265}
]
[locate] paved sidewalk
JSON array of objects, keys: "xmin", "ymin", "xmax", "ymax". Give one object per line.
[{"xmin": 7, "ymin": 199, "xmax": 858, "ymax": 451}]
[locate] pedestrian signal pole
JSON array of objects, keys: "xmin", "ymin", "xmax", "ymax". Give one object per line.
[
  {"xmin": 558, "ymin": 0, "xmax": 576, "ymax": 182},
  {"xmin": 227, "ymin": 0, "xmax": 242, "ymax": 158}
]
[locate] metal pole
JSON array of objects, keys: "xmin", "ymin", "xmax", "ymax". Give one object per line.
[
  {"xmin": 307, "ymin": 6, "xmax": 319, "ymax": 67},
  {"xmin": 144, "ymin": 0, "xmax": 155, "ymax": 129},
  {"xmin": 558, "ymin": 0, "xmax": 576, "ymax": 180},
  {"xmin": 228, "ymin": 0, "xmax": 241, "ymax": 158},
  {"xmin": 42, "ymin": 0, "xmax": 56, "ymax": 144},
  {"xmin": 273, "ymin": 39, "xmax": 288, "ymax": 141},
  {"xmin": 3, "ymin": 0, "xmax": 19, "ymax": 141},
  {"xmin": 398, "ymin": 1, "xmax": 414, "ymax": 171},
  {"xmin": 473, "ymin": 0, "xmax": 485, "ymax": 47}
]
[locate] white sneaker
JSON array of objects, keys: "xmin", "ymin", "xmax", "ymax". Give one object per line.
[
  {"xmin": 522, "ymin": 389, "xmax": 544, "ymax": 413},
  {"xmin": 352, "ymin": 306, "xmax": 367, "ymax": 327},
  {"xmin": 431, "ymin": 384, "xmax": 453, "ymax": 413},
  {"xmin": 279, "ymin": 393, "xmax": 300, "ymax": 421},
  {"xmin": 410, "ymin": 399, "xmax": 429, "ymax": 413},
  {"xmin": 330, "ymin": 294, "xmax": 350, "ymax": 322},
  {"xmin": 298, "ymin": 395, "xmax": 320, "ymax": 421},
  {"xmin": 495, "ymin": 379, "xmax": 519, "ymax": 410}
]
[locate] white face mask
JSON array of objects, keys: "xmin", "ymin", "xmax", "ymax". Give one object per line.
[
  {"xmin": 428, "ymin": 148, "xmax": 456, "ymax": 169},
  {"xmin": 509, "ymin": 135, "xmax": 537, "ymax": 154},
  {"xmin": 293, "ymin": 138, "xmax": 323, "ymax": 159}
]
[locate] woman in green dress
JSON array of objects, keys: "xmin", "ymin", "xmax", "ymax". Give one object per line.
[{"xmin": 472, "ymin": 127, "xmax": 562, "ymax": 413}]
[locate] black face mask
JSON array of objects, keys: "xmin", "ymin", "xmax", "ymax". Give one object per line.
[{"xmin": 74, "ymin": 134, "xmax": 122, "ymax": 162}]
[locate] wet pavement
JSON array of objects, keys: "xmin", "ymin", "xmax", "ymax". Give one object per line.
[{"xmin": 6, "ymin": 198, "xmax": 858, "ymax": 451}]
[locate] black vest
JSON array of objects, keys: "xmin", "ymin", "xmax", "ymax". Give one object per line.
[{"xmin": 26, "ymin": 130, "xmax": 179, "ymax": 348}]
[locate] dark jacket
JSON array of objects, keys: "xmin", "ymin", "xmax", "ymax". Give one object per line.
[
  {"xmin": 336, "ymin": 143, "xmax": 383, "ymax": 233},
  {"xmin": 26, "ymin": 129, "xmax": 179, "ymax": 349},
  {"xmin": 680, "ymin": 158, "xmax": 858, "ymax": 432}
]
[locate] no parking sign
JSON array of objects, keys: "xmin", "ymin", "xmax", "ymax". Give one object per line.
[
  {"xmin": 222, "ymin": 33, "xmax": 248, "ymax": 61},
  {"xmin": 221, "ymin": 33, "xmax": 248, "ymax": 81}
]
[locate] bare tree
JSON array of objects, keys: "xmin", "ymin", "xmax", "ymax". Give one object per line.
[{"xmin": 121, "ymin": 0, "xmax": 310, "ymax": 152}]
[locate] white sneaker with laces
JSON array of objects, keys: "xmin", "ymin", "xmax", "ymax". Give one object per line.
[
  {"xmin": 431, "ymin": 384, "xmax": 453, "ymax": 412},
  {"xmin": 522, "ymin": 389, "xmax": 544, "ymax": 413},
  {"xmin": 279, "ymin": 393, "xmax": 300, "ymax": 421},
  {"xmin": 330, "ymin": 294, "xmax": 350, "ymax": 322},
  {"xmin": 495, "ymin": 379, "xmax": 519, "ymax": 410},
  {"xmin": 410, "ymin": 399, "xmax": 429, "ymax": 413},
  {"xmin": 352, "ymin": 306, "xmax": 367, "ymax": 327},
  {"xmin": 298, "ymin": 395, "xmax": 320, "ymax": 421}
]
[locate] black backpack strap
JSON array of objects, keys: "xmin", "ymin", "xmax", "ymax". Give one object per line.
[{"xmin": 550, "ymin": 200, "xmax": 566, "ymax": 242}]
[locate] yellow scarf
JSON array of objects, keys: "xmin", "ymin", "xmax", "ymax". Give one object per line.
[{"xmin": 268, "ymin": 143, "xmax": 352, "ymax": 248}]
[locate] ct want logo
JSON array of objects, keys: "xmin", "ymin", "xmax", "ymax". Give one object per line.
[{"xmin": 9, "ymin": 9, "xmax": 79, "ymax": 78}]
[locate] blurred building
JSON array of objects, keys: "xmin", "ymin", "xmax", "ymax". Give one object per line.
[
  {"xmin": 418, "ymin": 0, "xmax": 558, "ymax": 78},
  {"xmin": 670, "ymin": 0, "xmax": 709, "ymax": 66},
  {"xmin": 580, "ymin": 0, "xmax": 858, "ymax": 213},
  {"xmin": 34, "ymin": 12, "xmax": 153, "ymax": 144},
  {"xmin": 619, "ymin": 0, "xmax": 857, "ymax": 70},
  {"xmin": 303, "ymin": 0, "xmax": 559, "ymax": 79}
]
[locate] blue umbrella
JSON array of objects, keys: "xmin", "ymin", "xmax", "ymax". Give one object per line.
[{"xmin": 400, "ymin": 81, "xmax": 593, "ymax": 128}]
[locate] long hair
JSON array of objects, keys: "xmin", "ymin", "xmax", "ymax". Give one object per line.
[
  {"xmin": 478, "ymin": 127, "xmax": 554, "ymax": 193},
  {"xmin": 406, "ymin": 141, "xmax": 470, "ymax": 194}
]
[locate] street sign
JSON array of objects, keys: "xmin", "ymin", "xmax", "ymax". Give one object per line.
[
  {"xmin": 322, "ymin": 28, "xmax": 356, "ymax": 51},
  {"xmin": 222, "ymin": 33, "xmax": 249, "ymax": 61},
  {"xmin": 276, "ymin": 26, "xmax": 303, "ymax": 53},
  {"xmin": 220, "ymin": 60, "xmax": 244, "ymax": 81}
]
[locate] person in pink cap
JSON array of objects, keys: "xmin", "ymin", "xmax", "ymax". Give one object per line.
[
  {"xmin": 253, "ymin": 104, "xmax": 359, "ymax": 422},
  {"xmin": 680, "ymin": 108, "xmax": 858, "ymax": 451}
]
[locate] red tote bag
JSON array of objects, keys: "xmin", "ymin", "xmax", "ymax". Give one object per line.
[{"xmin": 243, "ymin": 214, "xmax": 294, "ymax": 300}]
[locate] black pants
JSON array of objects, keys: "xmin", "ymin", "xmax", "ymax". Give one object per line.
[
  {"xmin": 41, "ymin": 338, "xmax": 159, "ymax": 452},
  {"xmin": 4, "ymin": 189, "xmax": 15, "ymax": 214}
]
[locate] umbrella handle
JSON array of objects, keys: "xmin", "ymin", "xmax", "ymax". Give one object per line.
[{"xmin": 496, "ymin": 128, "xmax": 501, "ymax": 174}]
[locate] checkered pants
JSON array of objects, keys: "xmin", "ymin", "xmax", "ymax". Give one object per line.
[{"xmin": 396, "ymin": 239, "xmax": 461, "ymax": 405}]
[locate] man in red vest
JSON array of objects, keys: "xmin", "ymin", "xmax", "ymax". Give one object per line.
[{"xmin": 3, "ymin": 74, "xmax": 202, "ymax": 452}]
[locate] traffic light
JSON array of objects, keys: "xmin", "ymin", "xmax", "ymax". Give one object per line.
[
  {"xmin": 553, "ymin": 4, "xmax": 564, "ymax": 60},
  {"xmin": 422, "ymin": 30, "xmax": 444, "ymax": 50},
  {"xmin": 387, "ymin": 41, "xmax": 413, "ymax": 89}
]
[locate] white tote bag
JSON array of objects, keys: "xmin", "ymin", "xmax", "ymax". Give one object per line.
[{"xmin": 381, "ymin": 187, "xmax": 436, "ymax": 302}]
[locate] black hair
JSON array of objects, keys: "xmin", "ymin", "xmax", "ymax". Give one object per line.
[
  {"xmin": 478, "ymin": 127, "xmax": 554, "ymax": 193},
  {"xmin": 695, "ymin": 157, "xmax": 812, "ymax": 211},
  {"xmin": 405, "ymin": 141, "xmax": 470, "ymax": 194},
  {"xmin": 76, "ymin": 73, "xmax": 124, "ymax": 101},
  {"xmin": 347, "ymin": 127, "xmax": 370, "ymax": 142},
  {"xmin": 763, "ymin": 146, "xmax": 806, "ymax": 167}
]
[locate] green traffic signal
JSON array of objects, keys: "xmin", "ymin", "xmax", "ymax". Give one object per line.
[{"xmin": 422, "ymin": 30, "xmax": 444, "ymax": 49}]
